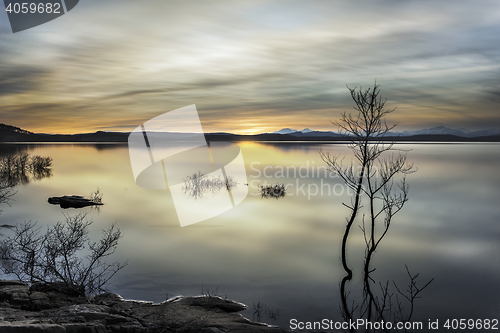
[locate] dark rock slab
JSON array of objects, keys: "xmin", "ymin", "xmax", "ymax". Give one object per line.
[
  {"xmin": 0, "ymin": 281, "xmax": 289, "ymax": 333},
  {"xmin": 171, "ymin": 295, "xmax": 247, "ymax": 312},
  {"xmin": 0, "ymin": 322, "xmax": 66, "ymax": 333},
  {"xmin": 0, "ymin": 282, "xmax": 30, "ymax": 306},
  {"xmin": 48, "ymin": 196, "xmax": 103, "ymax": 209},
  {"xmin": 0, "ymin": 280, "xmax": 87, "ymax": 311},
  {"xmin": 0, "ymin": 281, "xmax": 27, "ymax": 287},
  {"xmin": 31, "ymin": 282, "xmax": 84, "ymax": 297}
]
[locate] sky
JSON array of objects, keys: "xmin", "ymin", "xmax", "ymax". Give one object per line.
[{"xmin": 0, "ymin": 0, "xmax": 499, "ymax": 134}]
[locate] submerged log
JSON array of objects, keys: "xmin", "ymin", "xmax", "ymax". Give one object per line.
[{"xmin": 48, "ymin": 195, "xmax": 103, "ymax": 209}]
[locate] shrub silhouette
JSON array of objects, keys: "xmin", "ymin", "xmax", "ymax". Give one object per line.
[{"xmin": 0, "ymin": 213, "xmax": 126, "ymax": 297}]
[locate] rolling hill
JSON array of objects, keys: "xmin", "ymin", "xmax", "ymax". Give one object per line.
[{"xmin": 1, "ymin": 123, "xmax": 499, "ymax": 143}]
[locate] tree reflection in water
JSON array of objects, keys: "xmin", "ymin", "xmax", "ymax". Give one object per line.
[
  {"xmin": 321, "ymin": 83, "xmax": 433, "ymax": 332},
  {"xmin": 0, "ymin": 153, "xmax": 53, "ymax": 216},
  {"xmin": 182, "ymin": 171, "xmax": 237, "ymax": 200}
]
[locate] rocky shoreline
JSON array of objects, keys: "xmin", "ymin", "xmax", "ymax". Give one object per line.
[{"xmin": 0, "ymin": 280, "xmax": 289, "ymax": 333}]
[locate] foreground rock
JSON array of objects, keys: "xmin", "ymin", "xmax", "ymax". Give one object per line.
[
  {"xmin": 48, "ymin": 195, "xmax": 103, "ymax": 208},
  {"xmin": 0, "ymin": 280, "xmax": 287, "ymax": 333}
]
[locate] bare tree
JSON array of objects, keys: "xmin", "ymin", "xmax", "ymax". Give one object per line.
[
  {"xmin": 320, "ymin": 82, "xmax": 431, "ymax": 331},
  {"xmin": 0, "ymin": 213, "xmax": 127, "ymax": 297}
]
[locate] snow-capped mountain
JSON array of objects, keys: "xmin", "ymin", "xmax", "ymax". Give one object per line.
[
  {"xmin": 272, "ymin": 128, "xmax": 315, "ymax": 134},
  {"xmin": 272, "ymin": 128, "xmax": 298, "ymax": 134}
]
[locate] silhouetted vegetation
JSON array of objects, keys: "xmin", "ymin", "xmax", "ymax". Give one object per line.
[
  {"xmin": 89, "ymin": 188, "xmax": 103, "ymax": 204},
  {"xmin": 321, "ymin": 82, "xmax": 432, "ymax": 331},
  {"xmin": 253, "ymin": 301, "xmax": 281, "ymax": 324},
  {"xmin": 0, "ymin": 153, "xmax": 52, "ymax": 186},
  {"xmin": 259, "ymin": 183, "xmax": 286, "ymax": 199},
  {"xmin": 182, "ymin": 171, "xmax": 237, "ymax": 199},
  {"xmin": 0, "ymin": 153, "xmax": 52, "ymax": 217},
  {"xmin": 0, "ymin": 213, "xmax": 127, "ymax": 297},
  {"xmin": 0, "ymin": 180, "xmax": 15, "ymax": 216}
]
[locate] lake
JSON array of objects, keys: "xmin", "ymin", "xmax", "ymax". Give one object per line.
[{"xmin": 0, "ymin": 142, "xmax": 499, "ymax": 331}]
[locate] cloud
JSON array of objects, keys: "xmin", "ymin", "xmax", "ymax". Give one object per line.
[
  {"xmin": 0, "ymin": 65, "xmax": 48, "ymax": 96},
  {"xmin": 1, "ymin": 0, "xmax": 500, "ymax": 132}
]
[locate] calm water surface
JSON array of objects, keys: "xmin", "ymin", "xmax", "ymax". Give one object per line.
[{"xmin": 1, "ymin": 142, "xmax": 499, "ymax": 330}]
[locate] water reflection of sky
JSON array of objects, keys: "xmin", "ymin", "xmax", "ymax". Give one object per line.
[{"xmin": 0, "ymin": 143, "xmax": 499, "ymax": 330}]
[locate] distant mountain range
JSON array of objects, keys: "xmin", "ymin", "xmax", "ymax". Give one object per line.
[
  {"xmin": 273, "ymin": 128, "xmax": 314, "ymax": 134},
  {"xmin": 1, "ymin": 123, "xmax": 499, "ymax": 143},
  {"xmin": 271, "ymin": 126, "xmax": 500, "ymax": 138},
  {"xmin": 398, "ymin": 126, "xmax": 500, "ymax": 138}
]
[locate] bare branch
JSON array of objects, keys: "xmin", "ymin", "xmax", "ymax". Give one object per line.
[
  {"xmin": 325, "ymin": 82, "xmax": 433, "ymax": 331},
  {"xmin": 0, "ymin": 213, "xmax": 126, "ymax": 297}
]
